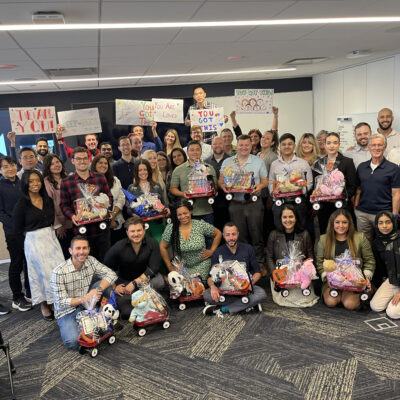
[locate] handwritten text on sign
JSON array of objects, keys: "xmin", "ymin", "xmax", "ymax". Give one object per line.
[
  {"xmin": 115, "ymin": 99, "xmax": 154, "ymax": 126},
  {"xmin": 57, "ymin": 108, "xmax": 102, "ymax": 137},
  {"xmin": 190, "ymin": 108, "xmax": 224, "ymax": 132},
  {"xmin": 153, "ymin": 98, "xmax": 183, "ymax": 124},
  {"xmin": 234, "ymin": 89, "xmax": 274, "ymax": 114},
  {"xmin": 9, "ymin": 106, "xmax": 56, "ymax": 134}
]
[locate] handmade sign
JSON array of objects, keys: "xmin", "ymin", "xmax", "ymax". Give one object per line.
[
  {"xmin": 115, "ymin": 99, "xmax": 154, "ymax": 126},
  {"xmin": 152, "ymin": 98, "xmax": 183, "ymax": 123},
  {"xmin": 9, "ymin": 106, "xmax": 57, "ymax": 134},
  {"xmin": 234, "ymin": 89, "xmax": 274, "ymax": 114},
  {"xmin": 190, "ymin": 107, "xmax": 224, "ymax": 132},
  {"xmin": 57, "ymin": 108, "xmax": 102, "ymax": 137}
]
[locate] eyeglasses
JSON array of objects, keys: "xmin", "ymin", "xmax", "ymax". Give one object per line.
[
  {"xmin": 74, "ymin": 157, "xmax": 89, "ymax": 162},
  {"xmin": 21, "ymin": 155, "xmax": 36, "ymax": 160}
]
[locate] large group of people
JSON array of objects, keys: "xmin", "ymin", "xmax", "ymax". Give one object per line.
[{"xmin": 1, "ymin": 85, "xmax": 400, "ymax": 352}]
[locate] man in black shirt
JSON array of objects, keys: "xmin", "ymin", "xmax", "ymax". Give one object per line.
[{"xmin": 103, "ymin": 216, "xmax": 164, "ymax": 319}]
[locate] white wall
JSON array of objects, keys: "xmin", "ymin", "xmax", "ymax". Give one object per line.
[
  {"xmin": 313, "ymin": 54, "xmax": 400, "ymax": 135},
  {"xmin": 208, "ymin": 90, "xmax": 313, "ymax": 142}
]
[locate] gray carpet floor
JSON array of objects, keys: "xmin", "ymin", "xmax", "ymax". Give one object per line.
[{"xmin": 1, "ymin": 262, "xmax": 400, "ymax": 400}]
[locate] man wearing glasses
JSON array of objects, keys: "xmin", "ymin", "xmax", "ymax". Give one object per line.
[
  {"xmin": 60, "ymin": 147, "xmax": 113, "ymax": 261},
  {"xmin": 355, "ymin": 133, "xmax": 400, "ymax": 242}
]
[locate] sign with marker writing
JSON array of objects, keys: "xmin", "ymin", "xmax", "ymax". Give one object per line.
[
  {"xmin": 115, "ymin": 99, "xmax": 154, "ymax": 126},
  {"xmin": 57, "ymin": 108, "xmax": 102, "ymax": 137},
  {"xmin": 9, "ymin": 106, "xmax": 57, "ymax": 134},
  {"xmin": 190, "ymin": 107, "xmax": 225, "ymax": 133},
  {"xmin": 153, "ymin": 98, "xmax": 183, "ymax": 123},
  {"xmin": 235, "ymin": 89, "xmax": 274, "ymax": 114}
]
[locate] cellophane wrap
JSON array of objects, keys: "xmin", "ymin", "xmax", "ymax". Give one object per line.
[
  {"xmin": 168, "ymin": 257, "xmax": 205, "ymax": 298},
  {"xmin": 311, "ymin": 162, "xmax": 345, "ymax": 199},
  {"xmin": 273, "ymin": 168, "xmax": 307, "ymax": 194},
  {"xmin": 123, "ymin": 189, "xmax": 165, "ymax": 217},
  {"xmin": 223, "ymin": 157, "xmax": 254, "ymax": 189},
  {"xmin": 187, "ymin": 161, "xmax": 212, "ymax": 194},
  {"xmin": 273, "ymin": 241, "xmax": 317, "ymax": 289},
  {"xmin": 210, "ymin": 255, "xmax": 251, "ymax": 292},
  {"xmin": 327, "ymin": 249, "xmax": 366, "ymax": 289},
  {"xmin": 76, "ymin": 294, "xmax": 107, "ymax": 338},
  {"xmin": 74, "ymin": 183, "xmax": 109, "ymax": 223}
]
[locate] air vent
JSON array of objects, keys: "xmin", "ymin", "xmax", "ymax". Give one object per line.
[
  {"xmin": 32, "ymin": 11, "xmax": 65, "ymax": 24},
  {"xmin": 285, "ymin": 57, "xmax": 328, "ymax": 65},
  {"xmin": 44, "ymin": 68, "xmax": 98, "ymax": 77}
]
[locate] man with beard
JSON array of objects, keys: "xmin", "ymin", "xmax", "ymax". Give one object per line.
[
  {"xmin": 344, "ymin": 122, "xmax": 372, "ymax": 169},
  {"xmin": 202, "ymin": 223, "xmax": 266, "ymax": 316},
  {"xmin": 377, "ymin": 108, "xmax": 399, "ymax": 154}
]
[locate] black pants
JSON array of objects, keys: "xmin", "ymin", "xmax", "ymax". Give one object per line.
[
  {"xmin": 88, "ymin": 230, "xmax": 111, "ymax": 263},
  {"xmin": 5, "ymin": 233, "xmax": 30, "ymax": 301}
]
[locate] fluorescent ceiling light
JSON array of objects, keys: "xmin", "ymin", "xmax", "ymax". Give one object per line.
[
  {"xmin": 0, "ymin": 68, "xmax": 296, "ymax": 86},
  {"xmin": 0, "ymin": 17, "xmax": 399, "ymax": 31}
]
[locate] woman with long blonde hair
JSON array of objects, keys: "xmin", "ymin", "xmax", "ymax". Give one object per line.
[
  {"xmin": 163, "ymin": 129, "xmax": 182, "ymax": 156},
  {"xmin": 142, "ymin": 149, "xmax": 168, "ymax": 205},
  {"xmin": 296, "ymin": 133, "xmax": 319, "ymax": 166}
]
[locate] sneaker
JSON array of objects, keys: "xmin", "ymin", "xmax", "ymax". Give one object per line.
[
  {"xmin": 12, "ymin": 298, "xmax": 32, "ymax": 312},
  {"xmin": 202, "ymin": 304, "xmax": 224, "ymax": 318},
  {"xmin": 24, "ymin": 296, "xmax": 32, "ymax": 303},
  {"xmin": 0, "ymin": 304, "xmax": 10, "ymax": 315}
]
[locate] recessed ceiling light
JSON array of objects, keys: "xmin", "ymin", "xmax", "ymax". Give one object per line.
[
  {"xmin": 285, "ymin": 57, "xmax": 328, "ymax": 65},
  {"xmin": 0, "ymin": 67, "xmax": 296, "ymax": 86},
  {"xmin": 0, "ymin": 17, "xmax": 399, "ymax": 31},
  {"xmin": 0, "ymin": 65, "xmax": 16, "ymax": 68}
]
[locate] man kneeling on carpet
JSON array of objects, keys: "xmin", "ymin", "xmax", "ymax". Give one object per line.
[
  {"xmin": 203, "ymin": 222, "xmax": 267, "ymax": 316},
  {"xmin": 50, "ymin": 235, "xmax": 117, "ymax": 350}
]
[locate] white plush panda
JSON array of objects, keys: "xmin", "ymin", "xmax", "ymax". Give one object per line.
[
  {"xmin": 103, "ymin": 304, "xmax": 120, "ymax": 320},
  {"xmin": 168, "ymin": 271, "xmax": 184, "ymax": 298}
]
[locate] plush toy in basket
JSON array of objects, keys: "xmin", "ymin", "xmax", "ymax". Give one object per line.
[
  {"xmin": 310, "ymin": 168, "xmax": 346, "ymax": 210},
  {"xmin": 222, "ymin": 159, "xmax": 257, "ymax": 201},
  {"xmin": 209, "ymin": 257, "xmax": 253, "ymax": 304},
  {"xmin": 186, "ymin": 161, "xmax": 216, "ymax": 205},
  {"xmin": 324, "ymin": 249, "xmax": 369, "ymax": 301},
  {"xmin": 272, "ymin": 170, "xmax": 307, "ymax": 206},
  {"xmin": 129, "ymin": 282, "xmax": 170, "ymax": 336},
  {"xmin": 74, "ymin": 183, "xmax": 110, "ymax": 234},
  {"xmin": 77, "ymin": 292, "xmax": 119, "ymax": 358},
  {"xmin": 123, "ymin": 189, "xmax": 167, "ymax": 222},
  {"xmin": 272, "ymin": 241, "xmax": 318, "ymax": 298},
  {"xmin": 167, "ymin": 258, "xmax": 206, "ymax": 310}
]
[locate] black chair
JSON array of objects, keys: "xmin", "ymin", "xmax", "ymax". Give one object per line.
[{"xmin": 0, "ymin": 331, "xmax": 16, "ymax": 400}]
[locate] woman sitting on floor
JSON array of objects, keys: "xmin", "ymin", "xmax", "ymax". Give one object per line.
[
  {"xmin": 370, "ymin": 211, "xmax": 400, "ymax": 319},
  {"xmin": 316, "ymin": 209, "xmax": 375, "ymax": 310},
  {"xmin": 266, "ymin": 204, "xmax": 319, "ymax": 307}
]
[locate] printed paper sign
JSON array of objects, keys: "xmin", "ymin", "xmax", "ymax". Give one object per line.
[
  {"xmin": 9, "ymin": 106, "xmax": 56, "ymax": 134},
  {"xmin": 190, "ymin": 108, "xmax": 225, "ymax": 132},
  {"xmin": 115, "ymin": 99, "xmax": 154, "ymax": 126},
  {"xmin": 57, "ymin": 108, "xmax": 102, "ymax": 137},
  {"xmin": 234, "ymin": 89, "xmax": 274, "ymax": 114},
  {"xmin": 153, "ymin": 98, "xmax": 183, "ymax": 123}
]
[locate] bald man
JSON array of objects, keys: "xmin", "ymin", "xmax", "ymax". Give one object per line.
[{"xmin": 377, "ymin": 108, "xmax": 400, "ymax": 153}]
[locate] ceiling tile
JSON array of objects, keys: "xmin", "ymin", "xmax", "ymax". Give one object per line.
[
  {"xmin": 172, "ymin": 27, "xmax": 254, "ymax": 43},
  {"xmin": 27, "ymin": 46, "xmax": 98, "ymax": 60},
  {"xmin": 238, "ymin": 25, "xmax": 324, "ymax": 42},
  {"xmin": 0, "ymin": 32, "xmax": 20, "ymax": 50},
  {"xmin": 100, "ymin": 30, "xmax": 179, "ymax": 46},
  {"xmin": 55, "ymin": 81, "xmax": 99, "ymax": 89}
]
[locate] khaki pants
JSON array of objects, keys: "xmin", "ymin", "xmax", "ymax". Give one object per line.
[
  {"xmin": 370, "ymin": 278, "xmax": 400, "ymax": 319},
  {"xmin": 354, "ymin": 209, "xmax": 376, "ymax": 242}
]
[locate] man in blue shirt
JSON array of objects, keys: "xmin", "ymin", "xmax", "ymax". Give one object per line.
[
  {"xmin": 112, "ymin": 136, "xmax": 135, "ymax": 190},
  {"xmin": 355, "ymin": 133, "xmax": 400, "ymax": 242},
  {"xmin": 129, "ymin": 123, "xmax": 162, "ymax": 153},
  {"xmin": 203, "ymin": 223, "xmax": 266, "ymax": 315}
]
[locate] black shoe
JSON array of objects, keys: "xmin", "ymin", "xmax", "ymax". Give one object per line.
[
  {"xmin": 12, "ymin": 298, "xmax": 32, "ymax": 312},
  {"xmin": 202, "ymin": 304, "xmax": 224, "ymax": 317},
  {"xmin": 0, "ymin": 304, "xmax": 11, "ymax": 315},
  {"xmin": 42, "ymin": 313, "xmax": 55, "ymax": 321}
]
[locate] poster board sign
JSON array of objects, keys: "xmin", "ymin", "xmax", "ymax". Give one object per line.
[
  {"xmin": 337, "ymin": 116, "xmax": 354, "ymax": 152},
  {"xmin": 153, "ymin": 98, "xmax": 183, "ymax": 123},
  {"xmin": 57, "ymin": 108, "xmax": 102, "ymax": 137},
  {"xmin": 190, "ymin": 108, "xmax": 225, "ymax": 133},
  {"xmin": 115, "ymin": 99, "xmax": 154, "ymax": 126},
  {"xmin": 9, "ymin": 106, "xmax": 56, "ymax": 134},
  {"xmin": 234, "ymin": 89, "xmax": 273, "ymax": 114}
]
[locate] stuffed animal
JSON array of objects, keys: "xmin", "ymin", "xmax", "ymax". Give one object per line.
[
  {"xmin": 168, "ymin": 271, "xmax": 185, "ymax": 298},
  {"xmin": 293, "ymin": 259, "xmax": 317, "ymax": 289},
  {"xmin": 323, "ymin": 259, "xmax": 336, "ymax": 272},
  {"xmin": 129, "ymin": 290, "xmax": 156, "ymax": 323},
  {"xmin": 167, "ymin": 270, "xmax": 205, "ymax": 298}
]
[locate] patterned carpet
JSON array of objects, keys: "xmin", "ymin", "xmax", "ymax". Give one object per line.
[{"xmin": 1, "ymin": 262, "xmax": 400, "ymax": 400}]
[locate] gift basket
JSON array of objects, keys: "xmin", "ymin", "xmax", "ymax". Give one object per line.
[
  {"xmin": 123, "ymin": 188, "xmax": 168, "ymax": 222},
  {"xmin": 167, "ymin": 258, "xmax": 206, "ymax": 310},
  {"xmin": 272, "ymin": 242, "xmax": 318, "ymax": 297},
  {"xmin": 186, "ymin": 161, "xmax": 216, "ymax": 204},
  {"xmin": 77, "ymin": 292, "xmax": 119, "ymax": 357},
  {"xmin": 209, "ymin": 256, "xmax": 253, "ymax": 304},
  {"xmin": 324, "ymin": 249, "xmax": 369, "ymax": 300},
  {"xmin": 129, "ymin": 282, "xmax": 170, "ymax": 336},
  {"xmin": 74, "ymin": 183, "xmax": 110, "ymax": 233},
  {"xmin": 310, "ymin": 164, "xmax": 346, "ymax": 210},
  {"xmin": 272, "ymin": 170, "xmax": 307, "ymax": 206},
  {"xmin": 222, "ymin": 158, "xmax": 257, "ymax": 201}
]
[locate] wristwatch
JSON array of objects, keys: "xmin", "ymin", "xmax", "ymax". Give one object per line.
[
  {"xmin": 132, "ymin": 280, "xmax": 138, "ymax": 290},
  {"xmin": 96, "ymin": 286, "xmax": 104, "ymax": 293}
]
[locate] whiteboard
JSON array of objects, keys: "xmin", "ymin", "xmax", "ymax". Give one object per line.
[{"xmin": 208, "ymin": 91, "xmax": 313, "ymax": 144}]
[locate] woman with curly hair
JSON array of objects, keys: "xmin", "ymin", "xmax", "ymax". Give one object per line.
[{"xmin": 160, "ymin": 199, "xmax": 221, "ymax": 281}]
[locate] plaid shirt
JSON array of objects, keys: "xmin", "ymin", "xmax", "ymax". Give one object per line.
[
  {"xmin": 50, "ymin": 256, "xmax": 117, "ymax": 319},
  {"xmin": 60, "ymin": 171, "xmax": 113, "ymax": 237},
  {"xmin": 186, "ymin": 100, "xmax": 218, "ymax": 144}
]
